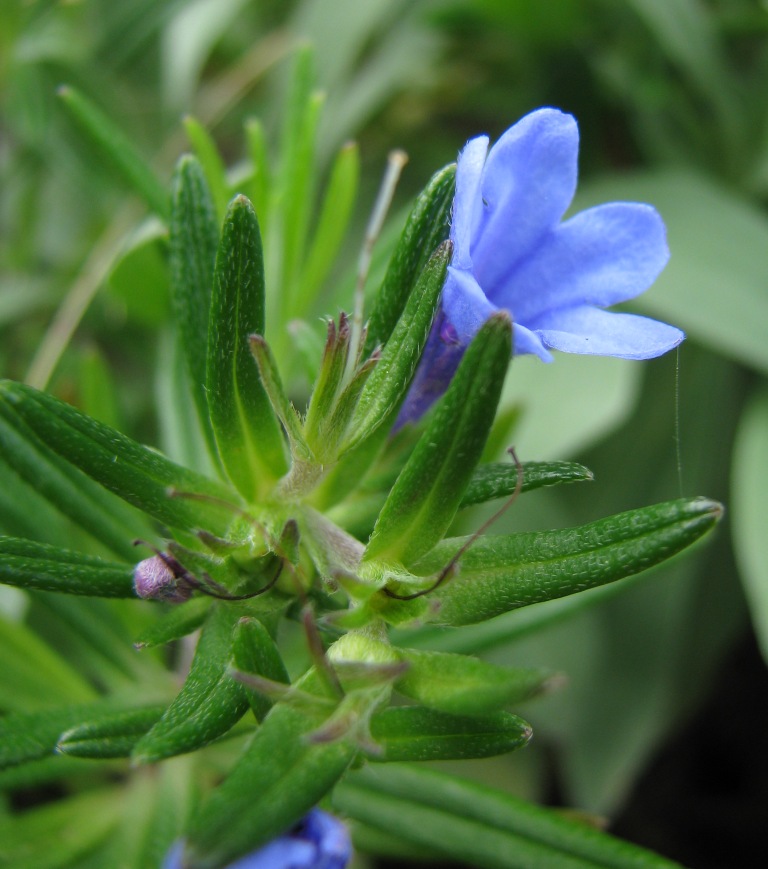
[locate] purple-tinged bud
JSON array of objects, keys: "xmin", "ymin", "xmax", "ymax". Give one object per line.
[{"xmin": 133, "ymin": 555, "xmax": 193, "ymax": 603}]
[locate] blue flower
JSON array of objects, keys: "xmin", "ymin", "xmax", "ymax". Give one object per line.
[
  {"xmin": 164, "ymin": 809, "xmax": 351, "ymax": 869},
  {"xmin": 399, "ymin": 107, "xmax": 684, "ymax": 422}
]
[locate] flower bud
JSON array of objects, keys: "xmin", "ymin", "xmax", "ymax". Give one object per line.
[{"xmin": 133, "ymin": 555, "xmax": 193, "ymax": 603}]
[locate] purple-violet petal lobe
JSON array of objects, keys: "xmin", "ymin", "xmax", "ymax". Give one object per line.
[
  {"xmin": 494, "ymin": 202, "xmax": 670, "ymax": 324},
  {"xmin": 531, "ymin": 307, "xmax": 684, "ymax": 358},
  {"xmin": 471, "ymin": 109, "xmax": 579, "ymax": 291}
]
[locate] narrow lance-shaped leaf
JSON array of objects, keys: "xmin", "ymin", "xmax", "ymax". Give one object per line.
[
  {"xmin": 367, "ymin": 707, "xmax": 531, "ymax": 763},
  {"xmin": 296, "ymin": 141, "xmax": 360, "ymax": 315},
  {"xmin": 0, "ymin": 381, "xmax": 237, "ymax": 536},
  {"xmin": 248, "ymin": 335, "xmax": 312, "ymax": 462},
  {"xmin": 0, "ymin": 703, "xmax": 107, "ymax": 771},
  {"xmin": 0, "ymin": 616, "xmax": 96, "ymax": 711},
  {"xmin": 183, "ymin": 115, "xmax": 230, "ymax": 221},
  {"xmin": 364, "ymin": 312, "xmax": 512, "ymax": 566},
  {"xmin": 365, "ymin": 163, "xmax": 456, "ymax": 355},
  {"xmin": 58, "ymin": 705, "xmax": 166, "ymax": 759},
  {"xmin": 231, "ymin": 617, "xmax": 290, "ymax": 722},
  {"xmin": 341, "ymin": 242, "xmax": 451, "ymax": 455},
  {"xmin": 411, "ymin": 497, "xmax": 723, "ymax": 626},
  {"xmin": 169, "ymin": 155, "xmax": 221, "ymax": 468},
  {"xmin": 132, "ymin": 604, "xmax": 249, "ymax": 764},
  {"xmin": 334, "ymin": 764, "xmax": 682, "ymax": 869},
  {"xmin": 207, "ymin": 195, "xmax": 288, "ymax": 500},
  {"xmin": 275, "ymin": 46, "xmax": 323, "ymax": 328},
  {"xmin": 460, "ymin": 460, "xmax": 593, "ymax": 508},
  {"xmin": 0, "ymin": 409, "xmax": 142, "ymax": 561},
  {"xmin": 245, "ymin": 118, "xmax": 271, "ymax": 236},
  {"xmin": 325, "ymin": 461, "xmax": 593, "ymax": 539},
  {"xmin": 57, "ymin": 86, "xmax": 168, "ymax": 220},
  {"xmin": 0, "ymin": 537, "xmax": 135, "ymax": 598},
  {"xmin": 185, "ymin": 672, "xmax": 356, "ymax": 868},
  {"xmin": 133, "ymin": 596, "xmax": 212, "ymax": 649}
]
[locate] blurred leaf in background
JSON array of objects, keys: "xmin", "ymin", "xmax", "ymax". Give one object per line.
[{"xmin": 2, "ymin": 1, "xmax": 768, "ymax": 867}]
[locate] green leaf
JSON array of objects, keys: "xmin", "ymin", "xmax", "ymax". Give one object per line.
[
  {"xmin": 365, "ymin": 163, "xmax": 456, "ymax": 354},
  {"xmin": 132, "ymin": 604, "xmax": 248, "ymax": 763},
  {"xmin": 368, "ymin": 707, "xmax": 531, "ymax": 762},
  {"xmin": 183, "ymin": 115, "xmax": 230, "ymax": 221},
  {"xmin": 244, "ymin": 118, "xmax": 271, "ymax": 236},
  {"xmin": 341, "ymin": 242, "xmax": 451, "ymax": 454},
  {"xmin": 133, "ymin": 596, "xmax": 212, "ymax": 649},
  {"xmin": 0, "ymin": 451, "xmax": 73, "ymax": 545},
  {"xmin": 231, "ymin": 616, "xmax": 290, "ymax": 721},
  {"xmin": 0, "ymin": 787, "xmax": 123, "ymax": 869},
  {"xmin": 274, "ymin": 46, "xmax": 323, "ymax": 326},
  {"xmin": 0, "ymin": 703, "xmax": 105, "ymax": 771},
  {"xmin": 303, "ymin": 316, "xmax": 353, "ymax": 455},
  {"xmin": 395, "ymin": 648, "xmax": 554, "ymax": 716},
  {"xmin": 0, "ymin": 537, "xmax": 135, "ymax": 597},
  {"xmin": 156, "ymin": 329, "xmax": 218, "ymax": 476},
  {"xmin": 169, "ymin": 155, "xmax": 222, "ymax": 467},
  {"xmin": 31, "ymin": 595, "xmax": 160, "ymax": 688},
  {"xmin": 0, "ymin": 406, "xmax": 143, "ymax": 561},
  {"xmin": 732, "ymin": 388, "xmax": 768, "ymax": 664},
  {"xmin": 93, "ymin": 760, "xmax": 193, "ymax": 869},
  {"xmin": 0, "ymin": 615, "xmax": 95, "ymax": 711},
  {"xmin": 58, "ymin": 705, "xmax": 166, "ymax": 759},
  {"xmin": 207, "ymin": 195, "xmax": 288, "ymax": 499},
  {"xmin": 460, "ymin": 460, "xmax": 594, "ymax": 508},
  {"xmin": 333, "ymin": 764, "xmax": 682, "ymax": 869},
  {"xmin": 248, "ymin": 335, "xmax": 312, "ymax": 461},
  {"xmin": 364, "ymin": 312, "xmax": 512, "ymax": 566},
  {"xmin": 412, "ymin": 497, "xmax": 723, "ymax": 626},
  {"xmin": 296, "ymin": 141, "xmax": 360, "ymax": 315},
  {"xmin": 0, "ymin": 381, "xmax": 237, "ymax": 536},
  {"xmin": 57, "ymin": 86, "xmax": 169, "ymax": 220},
  {"xmin": 185, "ymin": 690, "xmax": 356, "ymax": 868}
]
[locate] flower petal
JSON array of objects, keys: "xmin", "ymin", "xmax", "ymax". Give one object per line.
[
  {"xmin": 451, "ymin": 135, "xmax": 488, "ymax": 269},
  {"xmin": 497, "ymin": 203, "xmax": 669, "ymax": 323},
  {"xmin": 442, "ymin": 265, "xmax": 497, "ymax": 343},
  {"xmin": 471, "ymin": 108, "xmax": 579, "ymax": 296},
  {"xmin": 512, "ymin": 321, "xmax": 553, "ymax": 361},
  {"xmin": 532, "ymin": 306, "xmax": 685, "ymax": 359},
  {"xmin": 226, "ymin": 840, "xmax": 315, "ymax": 869},
  {"xmin": 303, "ymin": 809, "xmax": 352, "ymax": 869}
]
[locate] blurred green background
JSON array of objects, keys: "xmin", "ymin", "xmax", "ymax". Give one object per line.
[{"xmin": 2, "ymin": 1, "xmax": 768, "ymax": 866}]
